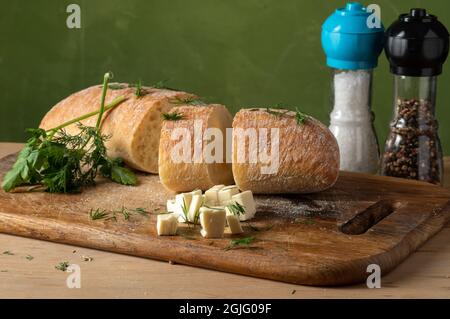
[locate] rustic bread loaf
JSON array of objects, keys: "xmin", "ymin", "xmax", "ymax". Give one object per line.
[
  {"xmin": 158, "ymin": 104, "xmax": 234, "ymax": 192},
  {"xmin": 232, "ymin": 108, "xmax": 340, "ymax": 194},
  {"xmin": 39, "ymin": 84, "xmax": 195, "ymax": 174}
]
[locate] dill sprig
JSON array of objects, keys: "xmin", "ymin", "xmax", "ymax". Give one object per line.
[
  {"xmin": 172, "ymin": 96, "xmax": 206, "ymax": 106},
  {"xmin": 264, "ymin": 103, "xmax": 309, "ymax": 126},
  {"xmin": 55, "ymin": 261, "xmax": 70, "ymax": 271},
  {"xmin": 88, "ymin": 206, "xmax": 160, "ymax": 222},
  {"xmin": 224, "ymin": 237, "xmax": 256, "ymax": 251},
  {"xmin": 162, "ymin": 111, "xmax": 184, "ymax": 121},
  {"xmin": 295, "ymin": 107, "xmax": 308, "ymax": 125},
  {"xmin": 226, "ymin": 202, "xmax": 246, "ymax": 216},
  {"xmin": 129, "ymin": 80, "xmax": 146, "ymax": 98},
  {"xmin": 89, "ymin": 208, "xmax": 109, "ymax": 220}
]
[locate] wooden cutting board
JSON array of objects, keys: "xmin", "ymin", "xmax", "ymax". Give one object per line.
[{"xmin": 0, "ymin": 153, "xmax": 449, "ymax": 286}]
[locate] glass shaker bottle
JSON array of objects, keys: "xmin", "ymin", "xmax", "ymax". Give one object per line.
[
  {"xmin": 321, "ymin": 2, "xmax": 384, "ymax": 174},
  {"xmin": 382, "ymin": 8, "xmax": 449, "ymax": 185}
]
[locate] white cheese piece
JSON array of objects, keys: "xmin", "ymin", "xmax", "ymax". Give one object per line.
[
  {"xmin": 225, "ymin": 214, "xmax": 244, "ymax": 234},
  {"xmin": 218, "ymin": 185, "xmax": 240, "ymax": 205},
  {"xmin": 166, "ymin": 199, "xmax": 176, "ymax": 213},
  {"xmin": 199, "ymin": 207, "xmax": 226, "ymax": 238},
  {"xmin": 230, "ymin": 190, "xmax": 256, "ymax": 221},
  {"xmin": 157, "ymin": 214, "xmax": 178, "ymax": 236},
  {"xmin": 204, "ymin": 185, "xmax": 225, "ymax": 206},
  {"xmin": 188, "ymin": 194, "xmax": 203, "ymax": 223},
  {"xmin": 173, "ymin": 193, "xmax": 190, "ymax": 222},
  {"xmin": 190, "ymin": 189, "xmax": 202, "ymax": 196}
]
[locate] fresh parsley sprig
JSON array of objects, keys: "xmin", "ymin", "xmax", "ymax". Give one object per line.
[{"xmin": 1, "ymin": 72, "xmax": 137, "ymax": 193}]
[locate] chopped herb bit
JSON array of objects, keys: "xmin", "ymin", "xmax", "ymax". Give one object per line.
[
  {"xmin": 172, "ymin": 97, "xmax": 206, "ymax": 106},
  {"xmin": 0, "ymin": 270, "xmax": 7, "ymax": 273},
  {"xmin": 55, "ymin": 261, "xmax": 70, "ymax": 272},
  {"xmin": 162, "ymin": 111, "xmax": 184, "ymax": 121},
  {"xmin": 108, "ymin": 83, "xmax": 126, "ymax": 90},
  {"xmin": 224, "ymin": 237, "xmax": 256, "ymax": 250},
  {"xmin": 89, "ymin": 208, "xmax": 109, "ymax": 220},
  {"xmin": 134, "ymin": 207, "xmax": 149, "ymax": 216},
  {"xmin": 295, "ymin": 107, "xmax": 308, "ymax": 125},
  {"xmin": 130, "ymin": 80, "xmax": 145, "ymax": 98},
  {"xmin": 226, "ymin": 202, "xmax": 246, "ymax": 216},
  {"xmin": 2, "ymin": 251, "xmax": 14, "ymax": 255},
  {"xmin": 118, "ymin": 206, "xmax": 130, "ymax": 220},
  {"xmin": 181, "ymin": 198, "xmax": 190, "ymax": 226},
  {"xmin": 25, "ymin": 255, "xmax": 34, "ymax": 261},
  {"xmin": 89, "ymin": 206, "xmax": 155, "ymax": 222}
]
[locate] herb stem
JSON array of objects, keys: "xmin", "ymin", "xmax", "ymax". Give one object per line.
[
  {"xmin": 46, "ymin": 95, "xmax": 126, "ymax": 133},
  {"xmin": 96, "ymin": 72, "xmax": 113, "ymax": 131}
]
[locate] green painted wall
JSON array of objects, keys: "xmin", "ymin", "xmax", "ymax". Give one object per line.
[{"xmin": 1, "ymin": 0, "xmax": 450, "ymax": 154}]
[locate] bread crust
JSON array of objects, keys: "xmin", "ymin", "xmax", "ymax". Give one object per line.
[
  {"xmin": 39, "ymin": 84, "xmax": 195, "ymax": 173},
  {"xmin": 232, "ymin": 108, "xmax": 340, "ymax": 194},
  {"xmin": 158, "ymin": 104, "xmax": 234, "ymax": 192}
]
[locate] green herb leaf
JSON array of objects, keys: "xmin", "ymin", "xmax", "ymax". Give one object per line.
[
  {"xmin": 172, "ymin": 97, "xmax": 206, "ymax": 106},
  {"xmin": 162, "ymin": 111, "xmax": 184, "ymax": 121},
  {"xmin": 295, "ymin": 107, "xmax": 308, "ymax": 125},
  {"xmin": 224, "ymin": 237, "xmax": 256, "ymax": 251},
  {"xmin": 110, "ymin": 164, "xmax": 138, "ymax": 186},
  {"xmin": 55, "ymin": 261, "xmax": 70, "ymax": 271},
  {"xmin": 226, "ymin": 202, "xmax": 246, "ymax": 216},
  {"xmin": 25, "ymin": 255, "xmax": 34, "ymax": 261},
  {"xmin": 130, "ymin": 80, "xmax": 145, "ymax": 98}
]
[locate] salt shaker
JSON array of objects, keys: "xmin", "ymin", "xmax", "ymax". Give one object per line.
[
  {"xmin": 321, "ymin": 2, "xmax": 384, "ymax": 173},
  {"xmin": 381, "ymin": 8, "xmax": 449, "ymax": 185}
]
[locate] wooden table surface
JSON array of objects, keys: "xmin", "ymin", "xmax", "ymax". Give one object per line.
[{"xmin": 0, "ymin": 142, "xmax": 449, "ymax": 299}]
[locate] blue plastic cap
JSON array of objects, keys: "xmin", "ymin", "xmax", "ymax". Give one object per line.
[{"xmin": 321, "ymin": 2, "xmax": 385, "ymax": 70}]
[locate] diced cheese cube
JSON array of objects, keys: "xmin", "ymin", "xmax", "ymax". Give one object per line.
[
  {"xmin": 190, "ymin": 189, "xmax": 202, "ymax": 196},
  {"xmin": 218, "ymin": 185, "xmax": 240, "ymax": 205},
  {"xmin": 230, "ymin": 190, "xmax": 256, "ymax": 221},
  {"xmin": 166, "ymin": 199, "xmax": 176, "ymax": 213},
  {"xmin": 188, "ymin": 194, "xmax": 203, "ymax": 223},
  {"xmin": 204, "ymin": 185, "xmax": 225, "ymax": 206},
  {"xmin": 199, "ymin": 207, "xmax": 226, "ymax": 238},
  {"xmin": 173, "ymin": 194, "xmax": 188, "ymax": 222},
  {"xmin": 157, "ymin": 214, "xmax": 178, "ymax": 236},
  {"xmin": 226, "ymin": 214, "xmax": 244, "ymax": 234}
]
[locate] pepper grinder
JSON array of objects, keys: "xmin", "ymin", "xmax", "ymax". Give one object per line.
[
  {"xmin": 321, "ymin": 2, "xmax": 384, "ymax": 174},
  {"xmin": 381, "ymin": 8, "xmax": 449, "ymax": 185}
]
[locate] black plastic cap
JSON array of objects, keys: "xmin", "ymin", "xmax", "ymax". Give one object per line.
[{"xmin": 385, "ymin": 8, "xmax": 450, "ymax": 76}]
